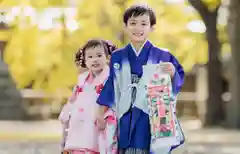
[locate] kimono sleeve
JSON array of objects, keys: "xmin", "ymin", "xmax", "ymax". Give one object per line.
[
  {"xmin": 97, "ymin": 57, "xmax": 115, "ymax": 108},
  {"xmin": 58, "ymin": 102, "xmax": 73, "ymax": 124},
  {"xmin": 169, "ymin": 53, "xmax": 185, "ymax": 95}
]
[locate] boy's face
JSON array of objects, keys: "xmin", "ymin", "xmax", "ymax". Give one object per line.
[{"xmin": 125, "ymin": 14, "xmax": 153, "ymax": 43}]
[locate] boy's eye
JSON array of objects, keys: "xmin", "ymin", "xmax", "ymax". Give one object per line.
[
  {"xmin": 88, "ymin": 56, "xmax": 93, "ymax": 58},
  {"xmin": 97, "ymin": 54, "xmax": 103, "ymax": 57},
  {"xmin": 142, "ymin": 23, "xmax": 147, "ymax": 26},
  {"xmin": 129, "ymin": 22, "xmax": 136, "ymax": 25}
]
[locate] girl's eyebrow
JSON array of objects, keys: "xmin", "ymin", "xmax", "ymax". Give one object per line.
[{"xmin": 97, "ymin": 52, "xmax": 105, "ymax": 54}]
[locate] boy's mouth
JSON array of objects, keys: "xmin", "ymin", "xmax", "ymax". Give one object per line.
[{"xmin": 133, "ymin": 32, "xmax": 144, "ymax": 36}]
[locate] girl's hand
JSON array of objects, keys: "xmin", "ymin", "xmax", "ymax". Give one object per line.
[
  {"xmin": 96, "ymin": 116, "xmax": 106, "ymax": 131},
  {"xmin": 69, "ymin": 85, "xmax": 82, "ymax": 103},
  {"xmin": 158, "ymin": 62, "xmax": 175, "ymax": 77},
  {"xmin": 68, "ymin": 94, "xmax": 77, "ymax": 103}
]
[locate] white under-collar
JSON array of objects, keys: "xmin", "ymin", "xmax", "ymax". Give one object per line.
[{"xmin": 130, "ymin": 40, "xmax": 147, "ymax": 57}]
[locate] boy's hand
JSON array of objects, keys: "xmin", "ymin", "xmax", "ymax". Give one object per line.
[{"xmin": 158, "ymin": 62, "xmax": 175, "ymax": 77}]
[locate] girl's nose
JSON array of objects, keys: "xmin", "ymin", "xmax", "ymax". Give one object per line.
[{"xmin": 91, "ymin": 57, "xmax": 98, "ymax": 62}]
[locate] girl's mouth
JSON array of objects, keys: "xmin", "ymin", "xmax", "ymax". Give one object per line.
[{"xmin": 92, "ymin": 64, "xmax": 100, "ymax": 67}]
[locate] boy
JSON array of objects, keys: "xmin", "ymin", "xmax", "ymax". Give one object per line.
[{"xmin": 97, "ymin": 4, "xmax": 185, "ymax": 154}]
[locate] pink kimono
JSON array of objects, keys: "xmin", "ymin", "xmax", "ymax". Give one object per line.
[
  {"xmin": 59, "ymin": 67, "xmax": 117, "ymax": 154},
  {"xmin": 98, "ymin": 110, "xmax": 118, "ymax": 154}
]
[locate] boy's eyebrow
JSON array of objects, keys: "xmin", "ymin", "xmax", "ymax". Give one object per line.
[
  {"xmin": 128, "ymin": 18, "xmax": 149, "ymax": 23},
  {"xmin": 129, "ymin": 19, "xmax": 137, "ymax": 22}
]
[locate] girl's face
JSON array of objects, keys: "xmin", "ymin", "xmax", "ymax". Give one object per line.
[{"xmin": 85, "ymin": 45, "xmax": 108, "ymax": 75}]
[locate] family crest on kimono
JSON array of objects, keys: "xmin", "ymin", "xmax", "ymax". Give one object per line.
[
  {"xmin": 96, "ymin": 4, "xmax": 185, "ymax": 154},
  {"xmin": 59, "ymin": 39, "xmax": 118, "ymax": 154}
]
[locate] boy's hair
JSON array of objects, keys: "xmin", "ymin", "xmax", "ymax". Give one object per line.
[
  {"xmin": 123, "ymin": 4, "xmax": 156, "ymax": 26},
  {"xmin": 75, "ymin": 39, "xmax": 117, "ymax": 68}
]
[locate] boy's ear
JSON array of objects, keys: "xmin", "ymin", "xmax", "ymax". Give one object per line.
[
  {"xmin": 123, "ymin": 24, "xmax": 128, "ymax": 32},
  {"xmin": 151, "ymin": 25, "xmax": 156, "ymax": 31}
]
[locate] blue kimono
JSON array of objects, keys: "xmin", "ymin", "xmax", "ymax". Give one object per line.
[{"xmin": 97, "ymin": 40, "xmax": 185, "ymax": 153}]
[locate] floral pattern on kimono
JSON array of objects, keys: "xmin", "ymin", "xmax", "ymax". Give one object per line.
[{"xmin": 59, "ymin": 66, "xmax": 117, "ymax": 153}]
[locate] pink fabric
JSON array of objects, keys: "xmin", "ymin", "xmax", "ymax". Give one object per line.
[
  {"xmin": 159, "ymin": 104, "xmax": 165, "ymax": 117},
  {"xmin": 59, "ymin": 67, "xmax": 110, "ymax": 152},
  {"xmin": 59, "ymin": 103, "xmax": 73, "ymax": 124},
  {"xmin": 98, "ymin": 109, "xmax": 118, "ymax": 154},
  {"xmin": 71, "ymin": 149, "xmax": 100, "ymax": 154}
]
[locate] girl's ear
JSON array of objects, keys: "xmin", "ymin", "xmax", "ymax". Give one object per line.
[{"xmin": 106, "ymin": 55, "xmax": 111, "ymax": 65}]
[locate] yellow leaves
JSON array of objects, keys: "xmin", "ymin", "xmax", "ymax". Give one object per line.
[
  {"xmin": 147, "ymin": 0, "xmax": 207, "ymax": 71},
  {"xmin": 77, "ymin": 0, "xmax": 102, "ymax": 19},
  {"xmin": 4, "ymin": 20, "xmax": 78, "ymax": 92},
  {"xmin": 221, "ymin": 43, "xmax": 230, "ymax": 59},
  {"xmin": 0, "ymin": 0, "xmax": 66, "ymax": 7},
  {"xmin": 202, "ymin": 0, "xmax": 221, "ymax": 12},
  {"xmin": 4, "ymin": 26, "xmax": 40, "ymax": 87},
  {"xmin": 2, "ymin": 0, "xmax": 212, "ymax": 92},
  {"xmin": 0, "ymin": 0, "xmax": 25, "ymax": 7},
  {"xmin": 181, "ymin": 53, "xmax": 197, "ymax": 72},
  {"xmin": 195, "ymin": 38, "xmax": 208, "ymax": 64},
  {"xmin": 31, "ymin": 0, "xmax": 66, "ymax": 8},
  {"xmin": 0, "ymin": 30, "xmax": 12, "ymax": 41}
]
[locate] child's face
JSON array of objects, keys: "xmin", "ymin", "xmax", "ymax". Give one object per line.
[
  {"xmin": 125, "ymin": 14, "xmax": 153, "ymax": 43},
  {"xmin": 85, "ymin": 46, "xmax": 107, "ymax": 74}
]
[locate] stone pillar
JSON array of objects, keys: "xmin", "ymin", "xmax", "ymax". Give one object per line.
[
  {"xmin": 0, "ymin": 23, "xmax": 25, "ymax": 120},
  {"xmin": 195, "ymin": 66, "xmax": 208, "ymax": 124}
]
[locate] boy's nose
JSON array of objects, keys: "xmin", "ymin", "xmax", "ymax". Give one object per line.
[{"xmin": 134, "ymin": 27, "xmax": 143, "ymax": 32}]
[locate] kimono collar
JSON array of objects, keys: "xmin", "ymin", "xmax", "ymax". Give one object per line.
[
  {"xmin": 130, "ymin": 40, "xmax": 148, "ymax": 57},
  {"xmin": 88, "ymin": 66, "xmax": 109, "ymax": 85}
]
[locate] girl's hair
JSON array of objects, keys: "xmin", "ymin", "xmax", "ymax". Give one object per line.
[{"xmin": 75, "ymin": 39, "xmax": 117, "ymax": 68}]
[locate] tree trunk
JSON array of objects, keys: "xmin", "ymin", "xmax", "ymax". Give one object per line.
[
  {"xmin": 205, "ymin": 10, "xmax": 224, "ymax": 126},
  {"xmin": 227, "ymin": 0, "xmax": 240, "ymax": 128},
  {"xmin": 188, "ymin": 0, "xmax": 223, "ymax": 126}
]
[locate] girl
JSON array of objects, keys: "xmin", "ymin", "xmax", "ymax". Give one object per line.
[{"xmin": 59, "ymin": 39, "xmax": 117, "ymax": 154}]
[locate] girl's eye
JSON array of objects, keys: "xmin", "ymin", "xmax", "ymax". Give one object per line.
[
  {"xmin": 88, "ymin": 56, "xmax": 93, "ymax": 58},
  {"xmin": 130, "ymin": 22, "xmax": 136, "ymax": 25},
  {"xmin": 97, "ymin": 54, "xmax": 103, "ymax": 57},
  {"xmin": 142, "ymin": 23, "xmax": 147, "ymax": 26}
]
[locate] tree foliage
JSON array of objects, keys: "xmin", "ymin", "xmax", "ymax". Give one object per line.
[{"xmin": 0, "ymin": 0, "xmax": 225, "ymax": 95}]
